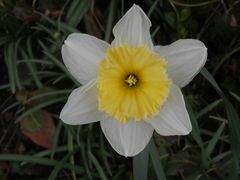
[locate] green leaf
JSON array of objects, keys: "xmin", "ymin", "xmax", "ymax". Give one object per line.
[
  {"xmin": 212, "ymin": 151, "xmax": 231, "ymax": 163},
  {"xmin": 105, "ymin": 0, "xmax": 118, "ymax": 42},
  {"xmin": 133, "ymin": 144, "xmax": 149, "ymax": 180},
  {"xmin": 38, "ymin": 40, "xmax": 80, "ymax": 86},
  {"xmin": 88, "ymin": 151, "xmax": 108, "ymax": 180},
  {"xmin": 20, "ymin": 45, "xmax": 43, "ymax": 89},
  {"xmin": 201, "ymin": 67, "xmax": 240, "ymax": 178},
  {"xmin": 48, "ymin": 152, "xmax": 73, "ymax": 180},
  {"xmin": 186, "ymin": 101, "xmax": 209, "ymax": 168},
  {"xmin": 4, "ymin": 42, "xmax": 15, "ymax": 93},
  {"xmin": 230, "ymin": 92, "xmax": 240, "ymax": 103},
  {"xmin": 35, "ymin": 11, "xmax": 79, "ymax": 33},
  {"xmin": 66, "ymin": 0, "xmax": 89, "ymax": 28},
  {"xmin": 149, "ymin": 139, "xmax": 166, "ymax": 180},
  {"xmin": 206, "ymin": 122, "xmax": 225, "ymax": 157},
  {"xmin": 196, "ymin": 99, "xmax": 222, "ymax": 119},
  {"xmin": 0, "ymin": 154, "xmax": 83, "ymax": 173},
  {"xmin": 213, "ymin": 46, "xmax": 240, "ymax": 75},
  {"xmin": 147, "ymin": 0, "xmax": 159, "ymax": 17},
  {"xmin": 16, "ymin": 96, "xmax": 67, "ymax": 123}
]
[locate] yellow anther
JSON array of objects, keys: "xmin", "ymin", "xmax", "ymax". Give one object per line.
[{"xmin": 125, "ymin": 74, "xmax": 138, "ymax": 86}]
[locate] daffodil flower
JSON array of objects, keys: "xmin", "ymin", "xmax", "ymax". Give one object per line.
[{"xmin": 60, "ymin": 4, "xmax": 207, "ymax": 157}]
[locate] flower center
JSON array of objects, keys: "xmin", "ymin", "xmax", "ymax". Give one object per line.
[
  {"xmin": 125, "ymin": 74, "xmax": 138, "ymax": 87},
  {"xmin": 97, "ymin": 44, "xmax": 171, "ymax": 123}
]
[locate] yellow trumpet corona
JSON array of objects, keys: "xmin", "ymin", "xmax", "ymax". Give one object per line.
[{"xmin": 98, "ymin": 44, "xmax": 171, "ymax": 123}]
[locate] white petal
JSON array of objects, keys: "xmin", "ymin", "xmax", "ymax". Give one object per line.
[
  {"xmin": 155, "ymin": 39, "xmax": 207, "ymax": 87},
  {"xmin": 101, "ymin": 118, "xmax": 153, "ymax": 157},
  {"xmin": 60, "ymin": 79, "xmax": 104, "ymax": 125},
  {"xmin": 147, "ymin": 84, "xmax": 192, "ymax": 136},
  {"xmin": 111, "ymin": 4, "xmax": 153, "ymax": 49},
  {"xmin": 62, "ymin": 33, "xmax": 110, "ymax": 85}
]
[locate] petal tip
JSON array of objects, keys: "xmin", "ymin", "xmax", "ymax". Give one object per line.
[
  {"xmin": 182, "ymin": 126, "xmax": 192, "ymax": 135},
  {"xmin": 179, "ymin": 118, "xmax": 192, "ymax": 135},
  {"xmin": 59, "ymin": 110, "xmax": 70, "ymax": 125},
  {"xmin": 59, "ymin": 106, "xmax": 73, "ymax": 125},
  {"xmin": 132, "ymin": 4, "xmax": 141, "ymax": 11}
]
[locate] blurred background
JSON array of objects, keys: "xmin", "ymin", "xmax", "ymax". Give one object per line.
[{"xmin": 0, "ymin": 0, "xmax": 240, "ymax": 179}]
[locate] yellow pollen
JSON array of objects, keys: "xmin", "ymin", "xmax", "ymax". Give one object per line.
[
  {"xmin": 125, "ymin": 74, "xmax": 138, "ymax": 87},
  {"xmin": 97, "ymin": 44, "xmax": 171, "ymax": 123}
]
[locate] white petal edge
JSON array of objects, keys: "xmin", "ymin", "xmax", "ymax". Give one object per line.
[
  {"xmin": 60, "ymin": 79, "xmax": 105, "ymax": 125},
  {"xmin": 101, "ymin": 118, "xmax": 153, "ymax": 157},
  {"xmin": 147, "ymin": 84, "xmax": 192, "ymax": 136},
  {"xmin": 62, "ymin": 33, "xmax": 110, "ymax": 85},
  {"xmin": 155, "ymin": 39, "xmax": 207, "ymax": 87},
  {"xmin": 111, "ymin": 4, "xmax": 153, "ymax": 49}
]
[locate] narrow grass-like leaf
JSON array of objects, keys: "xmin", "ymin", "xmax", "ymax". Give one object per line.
[
  {"xmin": 196, "ymin": 99, "xmax": 222, "ymax": 119},
  {"xmin": 147, "ymin": 0, "xmax": 159, "ymax": 17},
  {"xmin": 185, "ymin": 101, "xmax": 204, "ymax": 145},
  {"xmin": 151, "ymin": 26, "xmax": 160, "ymax": 39},
  {"xmin": 4, "ymin": 43, "xmax": 15, "ymax": 93},
  {"xmin": 0, "ymin": 36, "xmax": 11, "ymax": 46},
  {"xmin": 45, "ymin": 37, "xmax": 62, "ymax": 49},
  {"xmin": 87, "ymin": 124, "xmax": 93, "ymax": 169},
  {"xmin": 17, "ymin": 59, "xmax": 53, "ymax": 65},
  {"xmin": 34, "ymin": 23, "xmax": 53, "ymax": 36},
  {"xmin": 51, "ymin": 121, "xmax": 63, "ymax": 159},
  {"xmin": 32, "ymin": 71, "xmax": 62, "ymax": 76},
  {"xmin": 112, "ymin": 168, "xmax": 125, "ymax": 180},
  {"xmin": 201, "ymin": 68, "xmax": 222, "ymax": 94},
  {"xmin": 149, "ymin": 139, "xmax": 166, "ymax": 180},
  {"xmin": 20, "ymin": 47, "xmax": 42, "ymax": 88},
  {"xmin": 15, "ymin": 96, "xmax": 67, "ymax": 123},
  {"xmin": 219, "ymin": 157, "xmax": 234, "ymax": 171},
  {"xmin": 201, "ymin": 128, "xmax": 228, "ymax": 144},
  {"xmin": 171, "ymin": 0, "xmax": 219, "ymax": 7},
  {"xmin": 206, "ymin": 122, "xmax": 225, "ymax": 157},
  {"xmin": 0, "ymin": 154, "xmax": 83, "ymax": 173},
  {"xmin": 88, "ymin": 151, "xmax": 108, "ymax": 180},
  {"xmin": 100, "ymin": 133, "xmax": 112, "ymax": 176},
  {"xmin": 209, "ymin": 116, "xmax": 227, "ymax": 123},
  {"xmin": 133, "ymin": 144, "xmax": 149, "ymax": 180},
  {"xmin": 13, "ymin": 39, "xmax": 22, "ymax": 90},
  {"xmin": 38, "ymin": 40, "xmax": 80, "ymax": 85},
  {"xmin": 104, "ymin": 0, "xmax": 117, "ymax": 42},
  {"xmin": 213, "ymin": 46, "xmax": 240, "ymax": 75},
  {"xmin": 66, "ymin": 0, "xmax": 80, "ymax": 20},
  {"xmin": 67, "ymin": 128, "xmax": 77, "ymax": 180},
  {"xmin": 66, "ymin": 0, "xmax": 88, "ymax": 28},
  {"xmin": 27, "ymin": 37, "xmax": 43, "ymax": 88},
  {"xmin": 48, "ymin": 152, "xmax": 73, "ymax": 180},
  {"xmin": 224, "ymin": 99, "xmax": 240, "ymax": 175},
  {"xmin": 2, "ymin": 101, "xmax": 20, "ymax": 113},
  {"xmin": 0, "ymin": 84, "xmax": 10, "ymax": 90},
  {"xmin": 212, "ymin": 151, "xmax": 231, "ymax": 163},
  {"xmin": 77, "ymin": 127, "xmax": 93, "ymax": 180},
  {"xmin": 201, "ymin": 67, "xmax": 240, "ymax": 177},
  {"xmin": 52, "ymin": 75, "xmax": 66, "ymax": 84},
  {"xmin": 145, "ymin": 0, "xmax": 165, "ymax": 20},
  {"xmin": 26, "ymin": 89, "xmax": 71, "ymax": 104},
  {"xmin": 21, "ymin": 146, "xmax": 70, "ymax": 164},
  {"xmin": 230, "ymin": 92, "xmax": 240, "ymax": 103},
  {"xmin": 120, "ymin": 0, "xmax": 124, "ymax": 16},
  {"xmin": 185, "ymin": 101, "xmax": 209, "ymax": 168},
  {"xmin": 35, "ymin": 11, "xmax": 79, "ymax": 33}
]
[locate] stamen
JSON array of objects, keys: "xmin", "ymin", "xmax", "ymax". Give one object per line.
[{"xmin": 125, "ymin": 74, "xmax": 138, "ymax": 86}]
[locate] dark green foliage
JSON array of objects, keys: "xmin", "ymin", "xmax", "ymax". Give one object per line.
[{"xmin": 0, "ymin": 0, "xmax": 240, "ymax": 179}]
